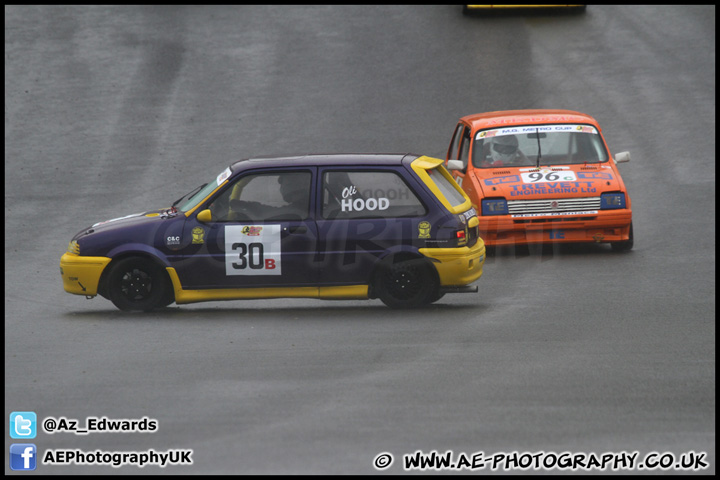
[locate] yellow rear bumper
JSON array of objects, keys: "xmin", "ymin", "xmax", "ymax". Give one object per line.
[
  {"xmin": 60, "ymin": 253, "xmax": 111, "ymax": 296},
  {"xmin": 420, "ymin": 239, "xmax": 486, "ymax": 287}
]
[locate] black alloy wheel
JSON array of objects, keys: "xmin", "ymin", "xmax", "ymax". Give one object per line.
[{"xmin": 107, "ymin": 257, "xmax": 173, "ymax": 311}]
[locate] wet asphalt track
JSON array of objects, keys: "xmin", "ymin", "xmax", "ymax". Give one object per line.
[{"xmin": 5, "ymin": 5, "xmax": 715, "ymax": 475}]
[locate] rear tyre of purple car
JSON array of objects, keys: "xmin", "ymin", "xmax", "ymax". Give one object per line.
[
  {"xmin": 374, "ymin": 257, "xmax": 440, "ymax": 309},
  {"xmin": 107, "ymin": 257, "xmax": 174, "ymax": 311}
]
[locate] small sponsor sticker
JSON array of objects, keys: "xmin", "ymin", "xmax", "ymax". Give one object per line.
[
  {"xmin": 217, "ymin": 167, "xmax": 232, "ymax": 186},
  {"xmin": 192, "ymin": 227, "xmax": 205, "ymax": 244},
  {"xmin": 242, "ymin": 226, "xmax": 263, "ymax": 236},
  {"xmin": 165, "ymin": 235, "xmax": 181, "ymax": 246},
  {"xmin": 461, "ymin": 208, "xmax": 477, "ymax": 222},
  {"xmin": 418, "ymin": 221, "xmax": 431, "ymax": 239}
]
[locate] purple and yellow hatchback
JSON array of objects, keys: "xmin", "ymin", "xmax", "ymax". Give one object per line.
[{"xmin": 60, "ymin": 154, "xmax": 485, "ymax": 311}]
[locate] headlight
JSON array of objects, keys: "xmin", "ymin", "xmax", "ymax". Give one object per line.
[
  {"xmin": 481, "ymin": 198, "xmax": 508, "ymax": 216},
  {"xmin": 67, "ymin": 240, "xmax": 80, "ymax": 255},
  {"xmin": 600, "ymin": 193, "xmax": 626, "ymax": 209}
]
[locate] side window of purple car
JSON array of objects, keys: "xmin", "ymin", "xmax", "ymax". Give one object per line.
[
  {"xmin": 322, "ymin": 170, "xmax": 426, "ymax": 220},
  {"xmin": 210, "ymin": 171, "xmax": 312, "ymax": 222}
]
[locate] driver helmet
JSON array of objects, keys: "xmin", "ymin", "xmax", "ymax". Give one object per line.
[
  {"xmin": 278, "ymin": 175, "xmax": 306, "ymax": 203},
  {"xmin": 490, "ymin": 135, "xmax": 519, "ymax": 164}
]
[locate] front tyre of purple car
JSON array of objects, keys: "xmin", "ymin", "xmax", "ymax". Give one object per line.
[{"xmin": 107, "ymin": 257, "xmax": 174, "ymax": 311}]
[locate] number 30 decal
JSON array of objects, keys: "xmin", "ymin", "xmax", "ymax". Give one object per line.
[
  {"xmin": 232, "ymin": 242, "xmax": 277, "ymax": 270},
  {"xmin": 225, "ymin": 225, "xmax": 282, "ymax": 276}
]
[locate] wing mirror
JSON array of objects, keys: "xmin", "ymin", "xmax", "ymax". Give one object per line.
[
  {"xmin": 197, "ymin": 209, "xmax": 212, "ymax": 223},
  {"xmin": 446, "ymin": 160, "xmax": 464, "ymax": 171},
  {"xmin": 614, "ymin": 151, "xmax": 631, "ymax": 164}
]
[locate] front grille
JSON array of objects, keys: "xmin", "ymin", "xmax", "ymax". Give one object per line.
[{"xmin": 507, "ymin": 197, "xmax": 601, "ymax": 215}]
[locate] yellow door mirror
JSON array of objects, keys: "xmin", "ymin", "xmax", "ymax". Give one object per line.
[{"xmin": 196, "ymin": 209, "xmax": 212, "ymax": 223}]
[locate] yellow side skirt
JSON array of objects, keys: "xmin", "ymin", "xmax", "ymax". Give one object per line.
[{"xmin": 166, "ymin": 268, "xmax": 369, "ymax": 305}]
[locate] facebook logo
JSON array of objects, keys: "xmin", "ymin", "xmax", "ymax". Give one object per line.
[
  {"xmin": 10, "ymin": 411, "xmax": 37, "ymax": 439},
  {"xmin": 10, "ymin": 444, "xmax": 37, "ymax": 471}
]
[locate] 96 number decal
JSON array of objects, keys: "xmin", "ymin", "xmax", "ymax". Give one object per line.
[
  {"xmin": 521, "ymin": 170, "xmax": 577, "ymax": 184},
  {"xmin": 225, "ymin": 225, "xmax": 281, "ymax": 276}
]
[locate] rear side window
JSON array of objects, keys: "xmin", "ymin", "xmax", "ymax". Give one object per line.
[{"xmin": 322, "ymin": 170, "xmax": 426, "ymax": 219}]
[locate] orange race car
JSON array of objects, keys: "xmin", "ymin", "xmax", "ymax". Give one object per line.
[{"xmin": 445, "ymin": 109, "xmax": 633, "ymax": 251}]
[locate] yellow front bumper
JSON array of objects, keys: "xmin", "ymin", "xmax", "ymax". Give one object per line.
[
  {"xmin": 60, "ymin": 253, "xmax": 112, "ymax": 296},
  {"xmin": 420, "ymin": 239, "xmax": 486, "ymax": 287}
]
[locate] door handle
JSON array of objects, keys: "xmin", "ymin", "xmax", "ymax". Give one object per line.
[{"xmin": 286, "ymin": 226, "xmax": 307, "ymax": 234}]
